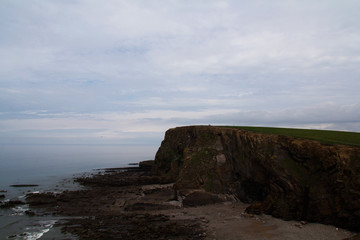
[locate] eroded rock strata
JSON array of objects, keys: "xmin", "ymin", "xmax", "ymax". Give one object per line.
[{"xmin": 152, "ymin": 126, "xmax": 360, "ymax": 230}]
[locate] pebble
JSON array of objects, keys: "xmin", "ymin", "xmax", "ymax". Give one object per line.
[{"xmin": 294, "ymin": 223, "xmax": 303, "ymax": 228}]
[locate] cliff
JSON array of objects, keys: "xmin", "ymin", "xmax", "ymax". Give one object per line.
[{"xmin": 153, "ymin": 126, "xmax": 360, "ymax": 231}]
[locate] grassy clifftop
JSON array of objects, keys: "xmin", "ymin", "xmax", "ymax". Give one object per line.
[{"xmin": 223, "ymin": 126, "xmax": 360, "ymax": 147}]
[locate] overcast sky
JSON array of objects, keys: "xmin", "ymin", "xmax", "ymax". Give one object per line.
[{"xmin": 1, "ymin": 0, "xmax": 359, "ymax": 145}]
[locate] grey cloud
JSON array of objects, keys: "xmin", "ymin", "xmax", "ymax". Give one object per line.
[{"xmin": 0, "ymin": 0, "xmax": 359, "ymax": 145}]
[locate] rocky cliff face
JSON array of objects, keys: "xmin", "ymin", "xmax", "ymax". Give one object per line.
[{"xmin": 153, "ymin": 126, "xmax": 360, "ymax": 231}]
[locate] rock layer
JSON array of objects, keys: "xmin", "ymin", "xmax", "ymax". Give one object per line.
[{"xmin": 153, "ymin": 126, "xmax": 360, "ymax": 231}]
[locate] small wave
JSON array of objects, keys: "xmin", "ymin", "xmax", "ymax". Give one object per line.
[
  {"xmin": 7, "ymin": 220, "xmax": 57, "ymax": 240},
  {"xmin": 10, "ymin": 206, "xmax": 29, "ymax": 216}
]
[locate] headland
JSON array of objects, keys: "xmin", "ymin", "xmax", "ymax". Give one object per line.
[{"xmin": 21, "ymin": 126, "xmax": 360, "ymax": 239}]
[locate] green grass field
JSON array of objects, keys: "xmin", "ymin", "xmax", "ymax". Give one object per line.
[{"xmin": 223, "ymin": 126, "xmax": 360, "ymax": 147}]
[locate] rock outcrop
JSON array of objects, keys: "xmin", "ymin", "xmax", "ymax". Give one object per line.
[{"xmin": 153, "ymin": 126, "xmax": 360, "ymax": 231}]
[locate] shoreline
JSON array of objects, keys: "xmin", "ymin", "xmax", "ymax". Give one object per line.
[
  {"xmin": 0, "ymin": 171, "xmax": 85, "ymax": 240},
  {"xmin": 19, "ymin": 163, "xmax": 358, "ymax": 240}
]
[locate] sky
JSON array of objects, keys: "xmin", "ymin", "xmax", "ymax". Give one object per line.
[{"xmin": 0, "ymin": 0, "xmax": 359, "ymax": 145}]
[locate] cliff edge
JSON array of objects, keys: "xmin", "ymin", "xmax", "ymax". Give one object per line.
[{"xmin": 153, "ymin": 126, "xmax": 360, "ymax": 231}]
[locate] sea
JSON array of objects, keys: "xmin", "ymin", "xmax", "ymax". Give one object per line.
[{"xmin": 0, "ymin": 144, "xmax": 158, "ymax": 239}]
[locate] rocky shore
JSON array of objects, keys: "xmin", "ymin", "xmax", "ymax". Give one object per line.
[
  {"xmin": 24, "ymin": 163, "xmax": 358, "ymax": 239},
  {"xmin": 25, "ymin": 164, "xmax": 206, "ymax": 239}
]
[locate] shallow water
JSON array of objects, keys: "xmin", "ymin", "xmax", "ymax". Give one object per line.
[
  {"xmin": 0, "ymin": 144, "xmax": 157, "ymax": 239},
  {"xmin": 0, "ymin": 215, "xmax": 69, "ymax": 240},
  {"xmin": 0, "ymin": 181, "xmax": 80, "ymax": 239}
]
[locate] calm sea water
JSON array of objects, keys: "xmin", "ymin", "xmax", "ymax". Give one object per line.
[{"xmin": 0, "ymin": 144, "xmax": 158, "ymax": 239}]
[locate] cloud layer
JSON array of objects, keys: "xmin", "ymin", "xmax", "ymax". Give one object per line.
[{"xmin": 1, "ymin": 0, "xmax": 359, "ymax": 144}]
